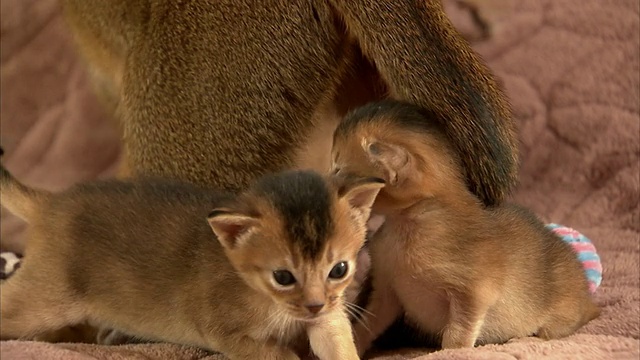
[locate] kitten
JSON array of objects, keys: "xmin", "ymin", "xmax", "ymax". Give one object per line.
[
  {"xmin": 0, "ymin": 154, "xmax": 384, "ymax": 360},
  {"xmin": 330, "ymin": 100, "xmax": 600, "ymax": 355}
]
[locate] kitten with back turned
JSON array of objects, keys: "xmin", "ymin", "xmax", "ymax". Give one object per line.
[
  {"xmin": 331, "ymin": 101, "xmax": 600, "ymax": 355},
  {"xmin": 0, "ymin": 149, "xmax": 384, "ymax": 360}
]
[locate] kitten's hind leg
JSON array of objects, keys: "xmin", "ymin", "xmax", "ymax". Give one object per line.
[
  {"xmin": 537, "ymin": 318, "xmax": 580, "ymax": 340},
  {"xmin": 0, "ymin": 264, "xmax": 85, "ymax": 340},
  {"xmin": 441, "ymin": 291, "xmax": 489, "ymax": 349},
  {"xmin": 537, "ymin": 299, "xmax": 600, "ymax": 340}
]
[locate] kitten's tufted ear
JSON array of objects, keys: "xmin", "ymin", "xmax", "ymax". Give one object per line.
[
  {"xmin": 207, "ymin": 209, "xmax": 259, "ymax": 250},
  {"xmin": 337, "ymin": 176, "xmax": 385, "ymax": 221},
  {"xmin": 362, "ymin": 138, "xmax": 411, "ymax": 186}
]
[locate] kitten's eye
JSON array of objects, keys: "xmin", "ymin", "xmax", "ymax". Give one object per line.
[
  {"xmin": 328, "ymin": 261, "xmax": 348, "ymax": 279},
  {"xmin": 273, "ymin": 270, "xmax": 296, "ymax": 286}
]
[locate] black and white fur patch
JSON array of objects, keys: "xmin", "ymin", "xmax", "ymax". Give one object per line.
[{"xmin": 0, "ymin": 252, "xmax": 22, "ymax": 281}]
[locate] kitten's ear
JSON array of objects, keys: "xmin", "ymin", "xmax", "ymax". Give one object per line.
[
  {"xmin": 207, "ymin": 209, "xmax": 259, "ymax": 250},
  {"xmin": 337, "ymin": 177, "xmax": 385, "ymax": 220},
  {"xmin": 362, "ymin": 139, "xmax": 411, "ymax": 186}
]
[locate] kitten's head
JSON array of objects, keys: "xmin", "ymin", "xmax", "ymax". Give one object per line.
[
  {"xmin": 331, "ymin": 100, "xmax": 466, "ymax": 212},
  {"xmin": 207, "ymin": 170, "xmax": 384, "ymax": 321}
]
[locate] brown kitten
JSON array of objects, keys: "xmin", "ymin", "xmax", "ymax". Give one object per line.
[
  {"xmin": 331, "ymin": 101, "xmax": 600, "ymax": 355},
  {"xmin": 0, "ymin": 160, "xmax": 384, "ymax": 360}
]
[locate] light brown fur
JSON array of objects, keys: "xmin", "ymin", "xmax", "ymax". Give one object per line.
[
  {"xmin": 60, "ymin": 0, "xmax": 517, "ymax": 208},
  {"xmin": 0, "ymin": 162, "xmax": 385, "ymax": 360},
  {"xmin": 331, "ymin": 101, "xmax": 600, "ymax": 356},
  {"xmin": 22, "ymin": 0, "xmax": 520, "ymax": 345}
]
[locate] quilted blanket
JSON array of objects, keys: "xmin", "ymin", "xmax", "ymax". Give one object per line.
[{"xmin": 1, "ymin": 0, "xmax": 638, "ymax": 359}]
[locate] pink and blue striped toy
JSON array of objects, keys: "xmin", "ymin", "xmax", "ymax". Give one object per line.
[{"xmin": 546, "ymin": 223, "xmax": 603, "ymax": 294}]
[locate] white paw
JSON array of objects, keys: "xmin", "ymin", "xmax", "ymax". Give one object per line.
[{"xmin": 0, "ymin": 252, "xmax": 22, "ymax": 281}]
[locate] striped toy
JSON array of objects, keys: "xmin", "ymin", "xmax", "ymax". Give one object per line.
[{"xmin": 546, "ymin": 223, "xmax": 603, "ymax": 294}]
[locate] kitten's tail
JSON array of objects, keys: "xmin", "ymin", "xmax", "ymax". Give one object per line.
[{"xmin": 0, "ymin": 147, "xmax": 49, "ymax": 222}]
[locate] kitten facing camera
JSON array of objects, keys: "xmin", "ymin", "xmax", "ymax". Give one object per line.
[{"xmin": 0, "ymin": 152, "xmax": 384, "ymax": 360}]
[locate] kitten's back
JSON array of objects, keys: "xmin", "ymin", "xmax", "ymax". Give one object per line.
[{"xmin": 28, "ymin": 178, "xmax": 234, "ymax": 297}]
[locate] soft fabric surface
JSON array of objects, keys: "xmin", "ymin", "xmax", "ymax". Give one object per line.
[{"xmin": 1, "ymin": 0, "xmax": 638, "ymax": 359}]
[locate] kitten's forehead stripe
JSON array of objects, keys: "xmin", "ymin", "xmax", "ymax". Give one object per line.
[{"xmin": 255, "ymin": 171, "xmax": 334, "ymax": 260}]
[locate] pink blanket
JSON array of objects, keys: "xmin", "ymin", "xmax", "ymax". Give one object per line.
[{"xmin": 1, "ymin": 0, "xmax": 638, "ymax": 358}]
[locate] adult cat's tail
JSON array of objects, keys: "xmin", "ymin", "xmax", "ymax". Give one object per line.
[
  {"xmin": 327, "ymin": 0, "xmax": 518, "ymax": 207},
  {"xmin": 0, "ymin": 147, "xmax": 49, "ymax": 222}
]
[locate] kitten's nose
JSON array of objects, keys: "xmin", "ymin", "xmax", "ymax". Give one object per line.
[{"xmin": 305, "ymin": 303, "xmax": 324, "ymax": 314}]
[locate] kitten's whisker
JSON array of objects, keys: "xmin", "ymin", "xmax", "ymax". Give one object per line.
[
  {"xmin": 346, "ymin": 303, "xmax": 373, "ymax": 329},
  {"xmin": 351, "ymin": 312, "xmax": 372, "ymax": 335},
  {"xmin": 263, "ymin": 307, "xmax": 286, "ymax": 343},
  {"xmin": 344, "ymin": 303, "xmax": 372, "ymax": 334},
  {"xmin": 345, "ymin": 301, "xmax": 375, "ymax": 318},
  {"xmin": 277, "ymin": 314, "xmax": 288, "ymax": 347},
  {"xmin": 264, "ymin": 309, "xmax": 280, "ymax": 328},
  {"xmin": 343, "ymin": 306, "xmax": 361, "ymax": 324}
]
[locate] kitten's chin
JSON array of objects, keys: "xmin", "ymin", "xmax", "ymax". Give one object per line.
[
  {"xmin": 284, "ymin": 310, "xmax": 320, "ymax": 323},
  {"xmin": 292, "ymin": 313, "xmax": 327, "ymax": 324}
]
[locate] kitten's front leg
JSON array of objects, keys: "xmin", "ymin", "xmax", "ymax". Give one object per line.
[
  {"xmin": 351, "ymin": 287, "xmax": 402, "ymax": 357},
  {"xmin": 211, "ymin": 336, "xmax": 299, "ymax": 360},
  {"xmin": 307, "ymin": 309, "xmax": 358, "ymax": 360},
  {"xmin": 441, "ymin": 291, "xmax": 489, "ymax": 349}
]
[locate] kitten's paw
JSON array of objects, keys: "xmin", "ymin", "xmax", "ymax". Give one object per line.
[
  {"xmin": 32, "ymin": 323, "xmax": 100, "ymax": 343},
  {"xmin": 343, "ymin": 350, "xmax": 360, "ymax": 360},
  {"xmin": 0, "ymin": 252, "xmax": 22, "ymax": 282},
  {"xmin": 441, "ymin": 324, "xmax": 477, "ymax": 349},
  {"xmin": 97, "ymin": 327, "xmax": 139, "ymax": 345},
  {"xmin": 278, "ymin": 350, "xmax": 301, "ymax": 360},
  {"xmin": 440, "ymin": 338, "xmax": 468, "ymax": 349},
  {"xmin": 263, "ymin": 348, "xmax": 300, "ymax": 360}
]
